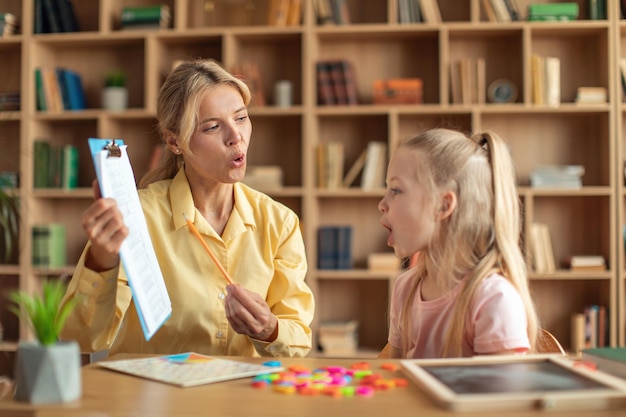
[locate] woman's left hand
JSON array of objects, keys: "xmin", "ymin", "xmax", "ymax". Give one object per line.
[{"xmin": 224, "ymin": 284, "xmax": 278, "ymax": 342}]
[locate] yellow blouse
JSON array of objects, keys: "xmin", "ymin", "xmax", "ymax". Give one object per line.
[{"xmin": 61, "ymin": 169, "xmax": 314, "ymax": 357}]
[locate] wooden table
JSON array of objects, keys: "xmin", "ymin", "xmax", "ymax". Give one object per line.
[{"xmin": 1, "ymin": 356, "xmax": 625, "ymax": 417}]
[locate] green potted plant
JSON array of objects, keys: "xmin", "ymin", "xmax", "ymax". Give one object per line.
[
  {"xmin": 102, "ymin": 70, "xmax": 128, "ymax": 110},
  {"xmin": 9, "ymin": 279, "xmax": 81, "ymax": 403}
]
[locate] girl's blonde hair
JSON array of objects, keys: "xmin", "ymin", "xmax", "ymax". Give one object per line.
[
  {"xmin": 399, "ymin": 128, "xmax": 539, "ymax": 357},
  {"xmin": 139, "ymin": 59, "xmax": 251, "ymax": 188}
]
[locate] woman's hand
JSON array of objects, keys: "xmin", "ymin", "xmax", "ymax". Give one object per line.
[
  {"xmin": 82, "ymin": 179, "xmax": 129, "ymax": 271},
  {"xmin": 224, "ymin": 284, "xmax": 278, "ymax": 342}
]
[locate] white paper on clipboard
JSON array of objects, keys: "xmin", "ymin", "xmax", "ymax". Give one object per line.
[{"xmin": 88, "ymin": 138, "xmax": 171, "ymax": 340}]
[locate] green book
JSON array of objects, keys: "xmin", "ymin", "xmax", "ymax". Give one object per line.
[
  {"xmin": 34, "ymin": 68, "xmax": 47, "ymax": 111},
  {"xmin": 32, "ymin": 223, "xmax": 66, "ymax": 267},
  {"xmin": 527, "ymin": 3, "xmax": 579, "ymax": 21},
  {"xmin": 33, "ymin": 140, "xmax": 50, "ymax": 188},
  {"xmin": 121, "ymin": 5, "xmax": 168, "ymax": 24},
  {"xmin": 582, "ymin": 347, "xmax": 626, "ymax": 379},
  {"xmin": 62, "ymin": 145, "xmax": 79, "ymax": 189}
]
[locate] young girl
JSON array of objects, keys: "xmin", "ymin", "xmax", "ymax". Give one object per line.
[{"xmin": 378, "ymin": 128, "xmax": 539, "ymax": 358}]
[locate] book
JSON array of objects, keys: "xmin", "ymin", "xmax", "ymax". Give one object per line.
[
  {"xmin": 318, "ymin": 320, "xmax": 359, "ymax": 356},
  {"xmin": 544, "ymin": 56, "xmax": 560, "ymax": 107},
  {"xmin": 286, "ymin": 0, "xmax": 303, "ymax": 26},
  {"xmin": 575, "ymin": 86, "xmax": 607, "ymax": 104},
  {"xmin": 336, "ymin": 225, "xmax": 352, "ymax": 269},
  {"xmin": 316, "ymin": 61, "xmax": 336, "ymax": 105},
  {"xmin": 372, "ymin": 78, "xmax": 422, "ymax": 104},
  {"xmin": 527, "ymin": 2, "xmax": 579, "ymax": 21},
  {"xmin": 33, "ymin": 140, "xmax": 50, "ymax": 188},
  {"xmin": 314, "ymin": 0, "xmax": 334, "ymax": 25},
  {"xmin": 481, "ymin": 0, "xmax": 498, "ymax": 21},
  {"xmin": 121, "ymin": 5, "xmax": 171, "ymax": 29},
  {"xmin": 42, "ymin": 0, "xmax": 63, "ymax": 32},
  {"xmin": 568, "ymin": 255, "xmax": 606, "ymax": 272},
  {"xmin": 329, "ymin": 0, "xmax": 350, "ymax": 24},
  {"xmin": 529, "ymin": 222, "xmax": 555, "ymax": 273},
  {"xmin": 62, "ymin": 144, "xmax": 79, "ymax": 189},
  {"xmin": 317, "ymin": 226, "xmax": 338, "ymax": 269},
  {"xmin": 342, "ymin": 148, "xmax": 367, "ymax": 188},
  {"xmin": 582, "ymin": 347, "xmax": 626, "ymax": 379},
  {"xmin": 531, "ymin": 54, "xmax": 544, "ymax": 105},
  {"xmin": 99, "ymin": 353, "xmax": 283, "ymax": 387},
  {"xmin": 317, "ymin": 142, "xmax": 344, "ymax": 189},
  {"xmin": 34, "ymin": 68, "xmax": 47, "ymax": 111},
  {"xmin": 419, "ymin": 0, "xmax": 441, "ymax": 23},
  {"xmin": 56, "ymin": 0, "xmax": 79, "ymax": 32},
  {"xmin": 32, "ymin": 223, "xmax": 66, "ymax": 267},
  {"xmin": 316, "ymin": 226, "xmax": 352, "ymax": 269},
  {"xmin": 361, "ymin": 141, "xmax": 387, "ymax": 190},
  {"xmin": 490, "ymin": 0, "xmax": 512, "ymax": 22},
  {"xmin": 62, "ymin": 68, "xmax": 87, "ymax": 110},
  {"xmin": 267, "ymin": 0, "xmax": 290, "ymax": 26}
]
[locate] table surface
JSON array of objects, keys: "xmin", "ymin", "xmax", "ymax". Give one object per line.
[{"xmin": 1, "ymin": 355, "xmax": 626, "ymax": 417}]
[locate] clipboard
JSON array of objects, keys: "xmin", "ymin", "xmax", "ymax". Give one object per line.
[{"xmin": 88, "ymin": 138, "xmax": 171, "ymax": 341}]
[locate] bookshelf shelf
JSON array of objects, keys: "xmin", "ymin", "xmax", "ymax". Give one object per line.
[{"xmin": 1, "ymin": 0, "xmax": 625, "ymax": 365}]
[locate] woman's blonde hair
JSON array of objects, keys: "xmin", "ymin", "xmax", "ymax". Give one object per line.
[
  {"xmin": 139, "ymin": 59, "xmax": 251, "ymax": 188},
  {"xmin": 399, "ymin": 128, "xmax": 539, "ymax": 357}
]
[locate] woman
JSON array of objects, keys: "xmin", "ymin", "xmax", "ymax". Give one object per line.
[{"xmin": 61, "ymin": 59, "xmax": 314, "ymax": 358}]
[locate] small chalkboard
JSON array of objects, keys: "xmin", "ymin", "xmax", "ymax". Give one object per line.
[{"xmin": 401, "ymin": 355, "xmax": 626, "ymax": 412}]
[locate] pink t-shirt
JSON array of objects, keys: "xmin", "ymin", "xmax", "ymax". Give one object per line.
[{"xmin": 388, "ymin": 268, "xmax": 530, "ymax": 358}]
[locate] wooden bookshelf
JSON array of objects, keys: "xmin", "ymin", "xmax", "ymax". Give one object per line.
[{"xmin": 0, "ymin": 0, "xmax": 624, "ymax": 364}]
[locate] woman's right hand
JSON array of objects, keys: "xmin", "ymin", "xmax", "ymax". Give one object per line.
[{"xmin": 82, "ymin": 180, "xmax": 129, "ymax": 271}]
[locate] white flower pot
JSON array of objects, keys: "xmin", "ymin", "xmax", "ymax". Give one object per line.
[
  {"xmin": 15, "ymin": 341, "xmax": 82, "ymax": 404},
  {"xmin": 102, "ymin": 86, "xmax": 128, "ymax": 110}
]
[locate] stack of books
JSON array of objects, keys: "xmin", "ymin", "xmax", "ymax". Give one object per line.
[
  {"xmin": 530, "ymin": 165, "xmax": 584, "ymax": 189},
  {"xmin": 120, "ymin": 5, "xmax": 171, "ymax": 30},
  {"xmin": 0, "ymin": 91, "xmax": 20, "ymax": 111},
  {"xmin": 318, "ymin": 320, "xmax": 359, "ymax": 356},
  {"xmin": 575, "ymin": 86, "xmax": 607, "ymax": 104},
  {"xmin": 242, "ymin": 166, "xmax": 283, "ymax": 190},
  {"xmin": 317, "ymin": 226, "xmax": 352, "ymax": 270}
]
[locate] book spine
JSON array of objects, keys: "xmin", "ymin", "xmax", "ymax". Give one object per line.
[
  {"xmin": 42, "ymin": 0, "xmax": 63, "ymax": 33},
  {"xmin": 336, "ymin": 226, "xmax": 352, "ymax": 269},
  {"xmin": 33, "ymin": 140, "xmax": 50, "ymax": 188},
  {"xmin": 56, "ymin": 68, "xmax": 71, "ymax": 110},
  {"xmin": 48, "ymin": 223, "xmax": 66, "ymax": 267},
  {"xmin": 62, "ymin": 145, "xmax": 79, "ymax": 189},
  {"xmin": 317, "ymin": 226, "xmax": 338, "ymax": 269},
  {"xmin": 56, "ymin": 0, "xmax": 79, "ymax": 32},
  {"xmin": 34, "ymin": 68, "xmax": 47, "ymax": 111},
  {"xmin": 121, "ymin": 6, "xmax": 167, "ymax": 23},
  {"xmin": 316, "ymin": 61, "xmax": 335, "ymax": 105},
  {"xmin": 64, "ymin": 69, "xmax": 86, "ymax": 110},
  {"xmin": 32, "ymin": 225, "xmax": 50, "ymax": 266}
]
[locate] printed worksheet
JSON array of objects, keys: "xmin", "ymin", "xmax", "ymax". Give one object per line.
[{"xmin": 89, "ymin": 138, "xmax": 171, "ymax": 340}]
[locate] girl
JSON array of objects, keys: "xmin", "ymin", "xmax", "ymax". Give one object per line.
[{"xmin": 379, "ymin": 128, "xmax": 539, "ymax": 358}]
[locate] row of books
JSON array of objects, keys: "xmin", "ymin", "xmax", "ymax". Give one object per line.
[
  {"xmin": 531, "ymin": 54, "xmax": 560, "ymax": 107},
  {"xmin": 0, "ymin": 12, "xmax": 18, "ymax": 36},
  {"xmin": 317, "ymin": 141, "xmax": 387, "ymax": 190},
  {"xmin": 267, "ymin": 0, "xmax": 302, "ymax": 26},
  {"xmin": 34, "ymin": 0, "xmax": 79, "ymax": 34},
  {"xmin": 33, "ymin": 141, "xmax": 79, "ymax": 190},
  {"xmin": 0, "ymin": 91, "xmax": 19, "ymax": 111},
  {"xmin": 450, "ymin": 58, "xmax": 486, "ymax": 105},
  {"xmin": 35, "ymin": 67, "xmax": 86, "ymax": 112},
  {"xmin": 120, "ymin": 4, "xmax": 171, "ymax": 30},
  {"xmin": 317, "ymin": 226, "xmax": 352, "ymax": 270},
  {"xmin": 571, "ymin": 305, "xmax": 608, "ymax": 354},
  {"xmin": 314, "ymin": 0, "xmax": 350, "ymax": 25},
  {"xmin": 32, "ymin": 223, "xmax": 66, "ymax": 268},
  {"xmin": 316, "ymin": 60, "xmax": 358, "ymax": 106},
  {"xmin": 482, "ymin": 0, "xmax": 520, "ymax": 22}
]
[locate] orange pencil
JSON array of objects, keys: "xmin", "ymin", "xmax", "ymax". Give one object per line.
[{"xmin": 183, "ymin": 213, "xmax": 234, "ymax": 285}]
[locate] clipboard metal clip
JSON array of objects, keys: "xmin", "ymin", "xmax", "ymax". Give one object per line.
[{"xmin": 104, "ymin": 139, "xmax": 122, "ymax": 158}]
